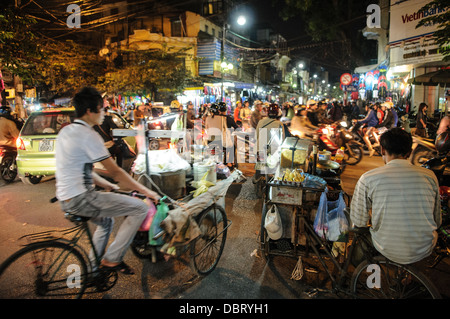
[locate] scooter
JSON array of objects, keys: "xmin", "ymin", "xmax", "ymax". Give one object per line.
[
  {"xmin": 410, "ymin": 135, "xmax": 437, "ymax": 166},
  {"xmin": 0, "ymin": 145, "xmax": 17, "ymax": 183},
  {"xmin": 349, "ymin": 121, "xmax": 381, "ymax": 155},
  {"xmin": 316, "ymin": 121, "xmax": 364, "ymax": 166}
]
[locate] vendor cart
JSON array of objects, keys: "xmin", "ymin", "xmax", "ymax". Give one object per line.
[
  {"xmin": 113, "ymin": 118, "xmax": 241, "ymax": 276},
  {"xmin": 258, "ymin": 136, "xmax": 349, "ymax": 261}
]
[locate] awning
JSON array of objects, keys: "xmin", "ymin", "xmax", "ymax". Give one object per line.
[{"xmin": 408, "ymin": 68, "xmax": 450, "ymax": 86}]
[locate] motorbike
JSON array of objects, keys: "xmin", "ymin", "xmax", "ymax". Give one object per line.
[
  {"xmin": 349, "ymin": 121, "xmax": 381, "ymax": 155},
  {"xmin": 315, "ymin": 121, "xmax": 364, "ymax": 166},
  {"xmin": 0, "ymin": 145, "xmax": 17, "ymax": 183},
  {"xmin": 422, "ymin": 149, "xmax": 450, "ymax": 268},
  {"xmin": 410, "ymin": 135, "xmax": 437, "ymax": 166}
]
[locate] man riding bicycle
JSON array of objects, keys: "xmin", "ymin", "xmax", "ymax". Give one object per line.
[
  {"xmin": 350, "ymin": 128, "xmax": 441, "ymax": 265},
  {"xmin": 55, "ymin": 87, "xmax": 160, "ymax": 275}
]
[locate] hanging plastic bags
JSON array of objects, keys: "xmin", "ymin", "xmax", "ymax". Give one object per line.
[
  {"xmin": 148, "ymin": 196, "xmax": 169, "ymax": 246},
  {"xmin": 313, "ymin": 190, "xmax": 349, "ymax": 242}
]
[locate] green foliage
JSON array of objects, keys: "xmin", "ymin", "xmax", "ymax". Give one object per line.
[
  {"xmin": 35, "ymin": 40, "xmax": 107, "ymax": 94},
  {"xmin": 0, "ymin": 7, "xmax": 45, "ymax": 83},
  {"xmin": 416, "ymin": 0, "xmax": 450, "ymax": 61},
  {"xmin": 98, "ymin": 46, "xmax": 192, "ymax": 98}
]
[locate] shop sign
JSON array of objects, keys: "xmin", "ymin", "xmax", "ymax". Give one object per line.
[
  {"xmin": 389, "ymin": 0, "xmax": 447, "ymax": 45},
  {"xmin": 390, "ymin": 36, "xmax": 442, "ymax": 66}
]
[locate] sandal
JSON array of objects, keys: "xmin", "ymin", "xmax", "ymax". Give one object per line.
[{"xmin": 100, "ymin": 261, "xmax": 135, "ymax": 275}]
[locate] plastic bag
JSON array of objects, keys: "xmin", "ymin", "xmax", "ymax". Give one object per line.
[
  {"xmin": 138, "ymin": 199, "xmax": 157, "ymax": 231},
  {"xmin": 313, "ymin": 190, "xmax": 349, "ymax": 242},
  {"xmin": 148, "ymin": 196, "xmax": 169, "ymax": 246},
  {"xmin": 264, "ymin": 204, "xmax": 283, "ymax": 240},
  {"xmin": 313, "ymin": 191, "xmax": 328, "ymax": 239}
]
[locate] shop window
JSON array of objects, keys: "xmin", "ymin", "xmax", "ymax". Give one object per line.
[{"xmin": 171, "ymin": 19, "xmax": 182, "ymax": 37}]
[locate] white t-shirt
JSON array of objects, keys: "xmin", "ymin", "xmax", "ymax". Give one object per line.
[{"xmin": 55, "ymin": 119, "xmax": 110, "ymax": 201}]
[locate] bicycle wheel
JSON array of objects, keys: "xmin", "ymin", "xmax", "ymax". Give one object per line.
[
  {"xmin": 350, "ymin": 256, "xmax": 441, "ymax": 299},
  {"xmin": 190, "ymin": 204, "xmax": 228, "ymax": 276},
  {"xmin": 0, "ymin": 241, "xmax": 88, "ymax": 299}
]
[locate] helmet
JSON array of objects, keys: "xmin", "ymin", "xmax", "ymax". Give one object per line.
[
  {"xmin": 218, "ymin": 102, "xmax": 227, "ymax": 113},
  {"xmin": 210, "ymin": 103, "xmax": 220, "ymax": 115},
  {"xmin": 267, "ymin": 103, "xmax": 280, "ymax": 118},
  {"xmin": 435, "ymin": 131, "xmax": 450, "ymax": 154}
]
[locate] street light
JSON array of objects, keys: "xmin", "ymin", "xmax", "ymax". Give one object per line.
[
  {"xmin": 237, "ymin": 15, "xmax": 246, "ymax": 26},
  {"xmin": 221, "ymin": 15, "xmax": 246, "ymax": 99}
]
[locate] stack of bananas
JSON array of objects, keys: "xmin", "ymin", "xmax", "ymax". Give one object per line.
[
  {"xmin": 191, "ymin": 172, "xmax": 216, "ymax": 197},
  {"xmin": 282, "ymin": 168, "xmax": 305, "ymax": 182}
]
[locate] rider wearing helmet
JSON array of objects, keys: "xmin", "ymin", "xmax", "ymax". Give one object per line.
[{"xmin": 355, "ymin": 103, "xmax": 379, "ymax": 157}]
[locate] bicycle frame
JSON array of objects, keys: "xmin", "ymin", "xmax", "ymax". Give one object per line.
[{"xmin": 19, "ymin": 217, "xmax": 102, "ymax": 275}]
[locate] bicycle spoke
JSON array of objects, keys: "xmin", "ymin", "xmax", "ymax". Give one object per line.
[{"xmin": 0, "ymin": 242, "xmax": 88, "ymax": 299}]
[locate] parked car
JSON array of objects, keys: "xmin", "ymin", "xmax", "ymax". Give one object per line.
[{"xmin": 16, "ymin": 107, "xmax": 136, "ymax": 185}]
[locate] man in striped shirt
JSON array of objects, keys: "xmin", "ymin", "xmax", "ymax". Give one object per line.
[{"xmin": 350, "ymin": 128, "xmax": 441, "ymax": 264}]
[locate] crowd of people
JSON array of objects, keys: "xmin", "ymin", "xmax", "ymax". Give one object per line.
[{"xmin": 0, "ymin": 86, "xmax": 446, "ymax": 282}]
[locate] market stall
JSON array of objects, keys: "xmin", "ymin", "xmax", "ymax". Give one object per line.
[{"xmin": 259, "ymin": 136, "xmax": 350, "ymax": 271}]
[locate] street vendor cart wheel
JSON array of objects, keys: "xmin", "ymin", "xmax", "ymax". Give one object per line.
[
  {"xmin": 260, "ymin": 202, "xmax": 271, "ymax": 260},
  {"xmin": 190, "ymin": 204, "xmax": 228, "ymax": 276}
]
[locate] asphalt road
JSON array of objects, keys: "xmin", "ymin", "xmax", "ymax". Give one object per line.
[{"xmin": 0, "ymin": 153, "xmax": 449, "ymax": 308}]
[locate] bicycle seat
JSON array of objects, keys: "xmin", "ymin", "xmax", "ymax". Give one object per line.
[{"xmin": 64, "ymin": 213, "xmax": 91, "ymax": 223}]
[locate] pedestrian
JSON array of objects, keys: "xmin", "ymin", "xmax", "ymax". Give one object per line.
[
  {"xmin": 250, "ymin": 100, "xmax": 263, "ymax": 129},
  {"xmin": 350, "ymin": 128, "xmax": 441, "ymax": 265},
  {"xmin": 350, "ymin": 101, "xmax": 360, "ymax": 121},
  {"xmin": 93, "ymin": 106, "xmax": 124, "ymax": 168},
  {"xmin": 186, "ymin": 101, "xmax": 195, "ymax": 129},
  {"xmin": 240, "ymin": 100, "xmax": 251, "ymax": 129},
  {"xmin": 234, "ymin": 101, "xmax": 243, "ymax": 127},
  {"xmin": 329, "ymin": 101, "xmax": 343, "ymax": 122},
  {"xmin": 415, "ymin": 102, "xmax": 428, "ymax": 137},
  {"xmin": 55, "ymin": 86, "xmax": 160, "ymax": 275}
]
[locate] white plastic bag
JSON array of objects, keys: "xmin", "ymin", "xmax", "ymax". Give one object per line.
[{"xmin": 265, "ymin": 205, "xmax": 283, "ymax": 240}]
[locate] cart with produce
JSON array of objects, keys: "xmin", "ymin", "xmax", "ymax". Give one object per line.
[{"xmin": 259, "ymin": 136, "xmax": 350, "ymax": 262}]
